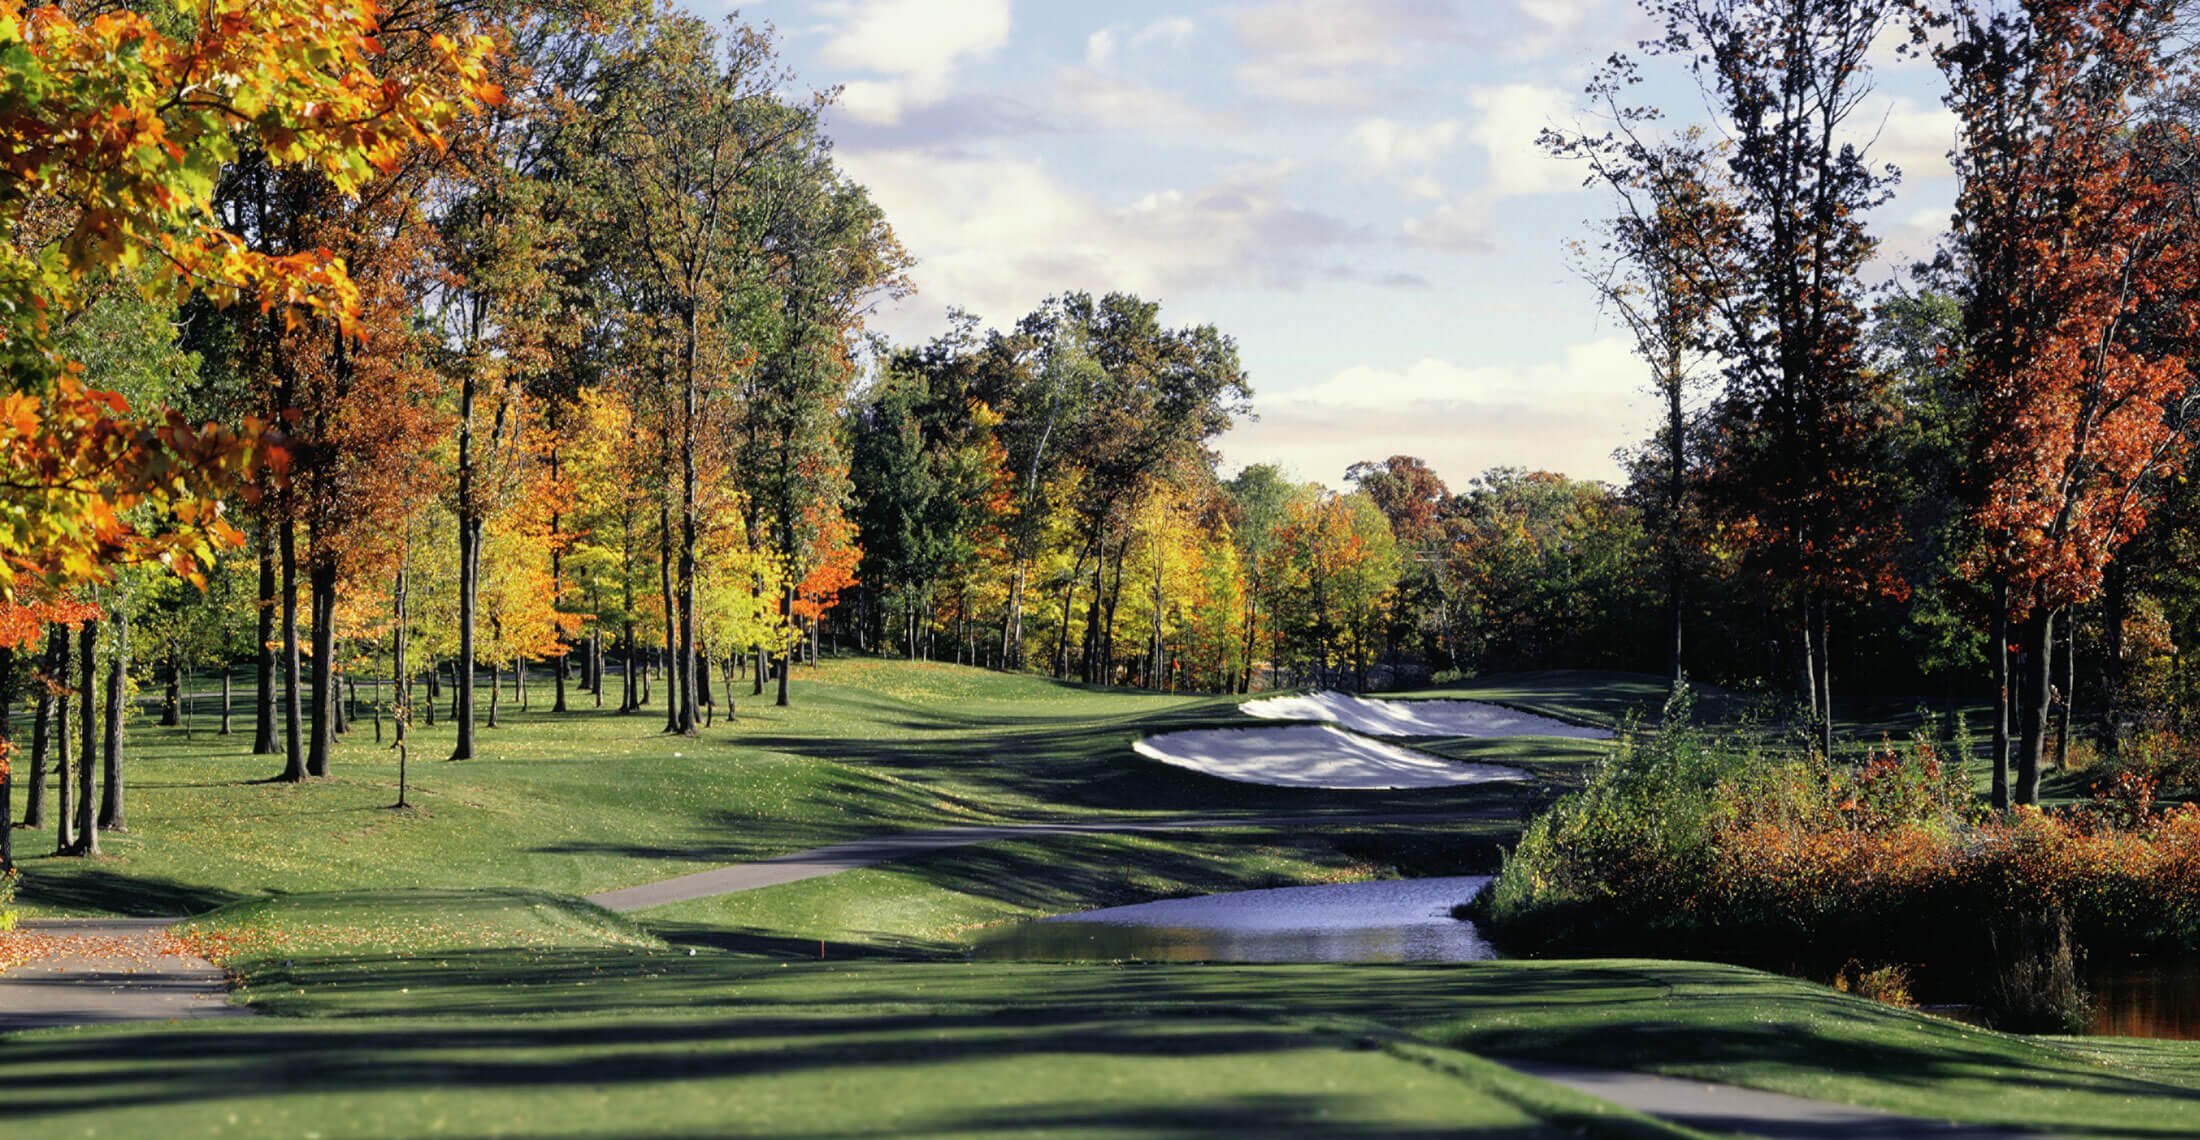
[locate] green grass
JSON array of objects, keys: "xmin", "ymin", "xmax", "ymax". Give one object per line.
[
  {"xmin": 11, "ymin": 658, "xmax": 2193, "ymax": 1136},
  {"xmin": 15, "ymin": 895, "xmax": 2200, "ymax": 1138},
  {"xmin": 177, "ymin": 887, "xmax": 664, "ymax": 961},
  {"xmin": 10, "ymin": 658, "xmax": 1538, "ymax": 918}
]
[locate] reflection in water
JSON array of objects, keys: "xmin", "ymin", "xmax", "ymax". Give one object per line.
[
  {"xmin": 973, "ymin": 876, "xmax": 1496, "ymax": 964},
  {"xmin": 2091, "ymin": 956, "xmax": 2200, "ymax": 1040}
]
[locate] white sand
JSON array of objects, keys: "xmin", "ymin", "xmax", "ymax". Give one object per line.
[
  {"xmin": 1132, "ymin": 724, "xmax": 1531, "ymax": 790},
  {"xmin": 1241, "ymin": 690, "xmax": 1613, "ymax": 740}
]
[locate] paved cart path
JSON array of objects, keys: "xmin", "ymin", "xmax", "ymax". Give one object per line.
[
  {"xmin": 1505, "ymin": 1061, "xmax": 2036, "ymax": 1139},
  {"xmin": 0, "ymin": 917, "xmax": 247, "ymax": 1033}
]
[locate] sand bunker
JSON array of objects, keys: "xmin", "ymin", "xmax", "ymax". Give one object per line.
[
  {"xmin": 1241, "ymin": 690, "xmax": 1612, "ymax": 740},
  {"xmin": 1132, "ymin": 724, "xmax": 1531, "ymax": 790}
]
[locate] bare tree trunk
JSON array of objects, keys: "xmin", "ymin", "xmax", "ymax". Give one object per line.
[
  {"xmin": 1991, "ymin": 580, "xmax": 2011, "ymax": 811},
  {"xmin": 776, "ymin": 585, "xmax": 793, "ymax": 707},
  {"xmin": 99, "ymin": 606, "xmax": 126, "ymax": 830},
  {"xmin": 660, "ymin": 503, "xmax": 679, "ymax": 734},
  {"xmin": 220, "ymin": 669, "xmax": 232, "ymax": 736},
  {"xmin": 51, "ymin": 624, "xmax": 71, "ymax": 851},
  {"xmin": 451, "ymin": 354, "xmax": 481, "ymax": 762},
  {"xmin": 2054, "ymin": 614, "xmax": 2074, "ymax": 771},
  {"xmin": 0, "ymin": 646, "xmax": 14, "ymax": 869},
  {"xmin": 622, "ymin": 623, "xmax": 637, "ymax": 714},
  {"xmin": 2101, "ymin": 561, "xmax": 2126, "ymax": 761},
  {"xmin": 280, "ymin": 515, "xmax": 305, "ymax": 780},
  {"xmin": 2015, "ymin": 607, "xmax": 2056, "ymax": 806},
  {"xmin": 25, "ymin": 629, "xmax": 53, "ymax": 828},
  {"xmin": 253, "ymin": 520, "xmax": 277, "ymax": 755},
  {"xmin": 74, "ymin": 618, "xmax": 97, "ymax": 855},
  {"xmin": 307, "ymin": 554, "xmax": 337, "ymax": 778}
]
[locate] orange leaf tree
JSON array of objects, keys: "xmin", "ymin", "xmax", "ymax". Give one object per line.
[
  {"xmin": 0, "ymin": 0, "xmax": 497, "ymax": 605},
  {"xmin": 1934, "ymin": 0, "xmax": 2199, "ymax": 805}
]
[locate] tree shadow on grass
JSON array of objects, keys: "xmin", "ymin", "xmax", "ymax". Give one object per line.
[{"xmin": 11, "ymin": 866, "xmax": 245, "ymax": 917}]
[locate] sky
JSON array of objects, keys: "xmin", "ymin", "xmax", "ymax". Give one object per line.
[{"xmin": 694, "ymin": 0, "xmax": 1961, "ymax": 489}]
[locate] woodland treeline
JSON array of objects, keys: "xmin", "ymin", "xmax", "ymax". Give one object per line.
[{"xmin": 7, "ymin": 0, "xmax": 2200, "ymax": 879}]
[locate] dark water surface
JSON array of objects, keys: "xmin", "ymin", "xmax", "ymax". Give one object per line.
[
  {"xmin": 2090, "ymin": 956, "xmax": 2200, "ymax": 1039},
  {"xmin": 972, "ymin": 876, "xmax": 1496, "ymax": 964}
]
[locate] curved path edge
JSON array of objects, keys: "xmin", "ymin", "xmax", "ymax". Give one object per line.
[{"xmin": 586, "ymin": 809, "xmax": 1514, "ymax": 912}]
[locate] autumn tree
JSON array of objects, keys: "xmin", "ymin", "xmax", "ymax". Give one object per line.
[
  {"xmin": 1620, "ymin": 0, "xmax": 1914, "ymax": 753},
  {"xmin": 1933, "ymin": 0, "xmax": 2199, "ymax": 806}
]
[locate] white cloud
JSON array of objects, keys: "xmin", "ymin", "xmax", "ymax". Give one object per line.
[
  {"xmin": 1351, "ymin": 118, "xmax": 1461, "ymax": 172},
  {"xmin": 1085, "ymin": 28, "xmax": 1117, "ymax": 68},
  {"xmin": 1131, "ymin": 17, "xmax": 1197, "ymax": 50},
  {"xmin": 817, "ymin": 0, "xmax": 1013, "ymax": 125},
  {"xmin": 1229, "ymin": 0, "xmax": 1464, "ymax": 109},
  {"xmin": 840, "ymin": 151, "xmax": 1363, "ymax": 339},
  {"xmin": 1223, "ymin": 338, "xmax": 1657, "ymax": 484},
  {"xmin": 1400, "ymin": 200, "xmax": 1493, "ymax": 254},
  {"xmin": 1467, "ymin": 84, "xmax": 1578, "ymax": 198},
  {"xmin": 1865, "ymin": 97, "xmax": 1959, "ymax": 182},
  {"xmin": 1052, "ymin": 67, "xmax": 1235, "ymax": 137}
]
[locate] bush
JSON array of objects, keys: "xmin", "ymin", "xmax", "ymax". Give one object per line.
[
  {"xmin": 1833, "ymin": 961, "xmax": 1916, "ymax": 1009},
  {"xmin": 1981, "ymin": 909, "xmax": 2091, "ymax": 1034},
  {"xmin": 1475, "ymin": 684, "xmax": 2200, "ymax": 984}
]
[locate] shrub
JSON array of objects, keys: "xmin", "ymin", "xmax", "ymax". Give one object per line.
[
  {"xmin": 1476, "ymin": 684, "xmax": 2200, "ymax": 990},
  {"xmin": 1833, "ymin": 961, "xmax": 1916, "ymax": 1009},
  {"xmin": 1981, "ymin": 908, "xmax": 2091, "ymax": 1034}
]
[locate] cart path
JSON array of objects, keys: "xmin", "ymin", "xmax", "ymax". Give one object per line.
[
  {"xmin": 0, "ymin": 918, "xmax": 248, "ymax": 1033},
  {"xmin": 585, "ymin": 809, "xmax": 1517, "ymax": 911},
  {"xmin": 1505, "ymin": 1061, "xmax": 2035, "ymax": 1139}
]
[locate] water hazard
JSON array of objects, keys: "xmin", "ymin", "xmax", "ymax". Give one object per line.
[{"xmin": 972, "ymin": 875, "xmax": 1497, "ymax": 964}]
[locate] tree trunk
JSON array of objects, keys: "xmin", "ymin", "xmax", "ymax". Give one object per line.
[
  {"xmin": 393, "ymin": 556, "xmax": 409, "ymax": 747},
  {"xmin": 277, "ymin": 514, "xmax": 305, "ymax": 779},
  {"xmin": 52, "ymin": 623, "xmax": 71, "ymax": 852},
  {"xmin": 2100, "ymin": 560, "xmax": 2127, "ymax": 762},
  {"xmin": 74, "ymin": 617, "xmax": 97, "ymax": 855},
  {"xmin": 659, "ymin": 504, "xmax": 680, "ymax": 734},
  {"xmin": 515, "ymin": 654, "xmax": 526, "ymax": 711},
  {"xmin": 1665, "ymin": 349, "xmax": 1687, "ymax": 691},
  {"xmin": 307, "ymin": 553, "xmax": 337, "ymax": 778},
  {"xmin": 622, "ymin": 623, "xmax": 637, "ymax": 713},
  {"xmin": 253, "ymin": 520, "xmax": 277, "ymax": 755},
  {"xmin": 488, "ymin": 657, "xmax": 500, "ymax": 729},
  {"xmin": 1991, "ymin": 580, "xmax": 2011, "ymax": 811},
  {"xmin": 26, "ymin": 627, "xmax": 54, "ymax": 828},
  {"xmin": 1816, "ymin": 599, "xmax": 1833, "ymax": 759},
  {"xmin": 2055, "ymin": 614, "xmax": 2074, "ymax": 771},
  {"xmin": 99, "ymin": 606, "xmax": 126, "ymax": 831},
  {"xmin": 776, "ymin": 585, "xmax": 793, "ymax": 707},
  {"xmin": 2015, "ymin": 607, "xmax": 2055, "ymax": 806},
  {"xmin": 452, "ymin": 411, "xmax": 480, "ymax": 761},
  {"xmin": 677, "ymin": 305, "xmax": 700, "ymax": 738},
  {"xmin": 160, "ymin": 640, "xmax": 180, "ymax": 727},
  {"xmin": 0, "ymin": 645, "xmax": 14, "ymax": 870},
  {"xmin": 220, "ymin": 669, "xmax": 232, "ymax": 736},
  {"xmin": 754, "ymin": 645, "xmax": 767, "ymax": 696}
]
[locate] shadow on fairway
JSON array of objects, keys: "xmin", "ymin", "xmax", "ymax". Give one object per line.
[
  {"xmin": 11, "ymin": 867, "xmax": 246, "ymax": 918},
  {"xmin": 5, "ymin": 953, "xmax": 2195, "ymax": 1136}
]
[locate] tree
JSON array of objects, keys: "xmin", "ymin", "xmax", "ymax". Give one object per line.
[
  {"xmin": 1934, "ymin": 0, "xmax": 2198, "ymax": 806},
  {"xmin": 1626, "ymin": 0, "xmax": 1914, "ymax": 753},
  {"xmin": 0, "ymin": 0, "xmax": 497, "ymax": 619},
  {"xmin": 1542, "ymin": 113, "xmax": 1739, "ymax": 690}
]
